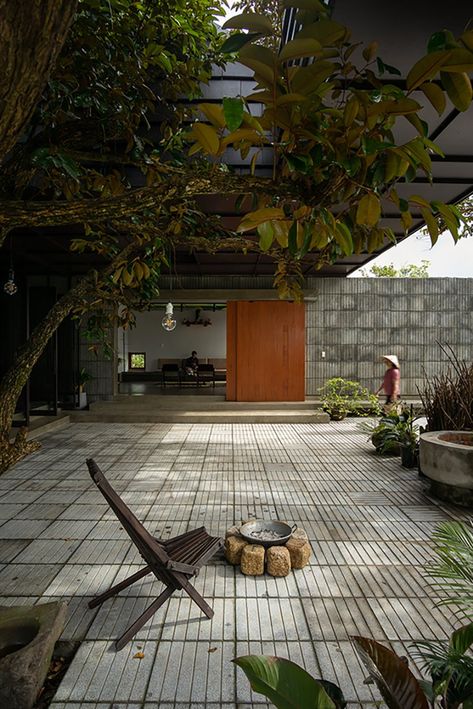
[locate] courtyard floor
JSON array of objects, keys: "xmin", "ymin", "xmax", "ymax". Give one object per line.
[{"xmin": 0, "ymin": 420, "xmax": 469, "ymax": 707}]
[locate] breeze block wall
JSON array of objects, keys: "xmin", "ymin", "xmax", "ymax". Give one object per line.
[{"xmin": 305, "ymin": 277, "xmax": 473, "ymax": 397}]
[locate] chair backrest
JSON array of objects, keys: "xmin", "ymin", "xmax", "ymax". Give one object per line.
[
  {"xmin": 162, "ymin": 363, "xmax": 179, "ymax": 373},
  {"xmin": 198, "ymin": 364, "xmax": 214, "ymax": 373},
  {"xmin": 86, "ymin": 458, "xmax": 170, "ymax": 571}
]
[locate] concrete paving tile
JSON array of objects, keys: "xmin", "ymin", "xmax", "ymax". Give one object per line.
[
  {"xmin": 0, "ymin": 539, "xmax": 31, "ymax": 562},
  {"xmin": 14, "ymin": 538, "xmax": 81, "ymax": 564},
  {"xmin": 0, "ymin": 563, "xmax": 61, "ymax": 595},
  {"xmin": 53, "ymin": 640, "xmax": 157, "ymax": 702}
]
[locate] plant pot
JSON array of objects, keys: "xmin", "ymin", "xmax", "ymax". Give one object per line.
[
  {"xmin": 400, "ymin": 443, "xmax": 418, "ymax": 468},
  {"xmin": 329, "ymin": 409, "xmax": 347, "ymax": 421}
]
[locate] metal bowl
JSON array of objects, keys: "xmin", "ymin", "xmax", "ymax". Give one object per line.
[{"xmin": 239, "ymin": 520, "xmax": 297, "ymax": 548}]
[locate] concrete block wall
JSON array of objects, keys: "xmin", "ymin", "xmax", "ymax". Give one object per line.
[{"xmin": 305, "ymin": 277, "xmax": 473, "ymax": 397}]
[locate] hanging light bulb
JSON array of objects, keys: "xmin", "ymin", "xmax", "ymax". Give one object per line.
[
  {"xmin": 161, "ymin": 302, "xmax": 176, "ymax": 331},
  {"xmin": 3, "ymin": 268, "xmax": 17, "ymax": 296}
]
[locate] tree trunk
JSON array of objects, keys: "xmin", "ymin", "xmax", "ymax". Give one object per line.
[
  {"xmin": 0, "ymin": 0, "xmax": 78, "ymax": 165},
  {"xmin": 0, "ymin": 279, "xmax": 89, "ymax": 473}
]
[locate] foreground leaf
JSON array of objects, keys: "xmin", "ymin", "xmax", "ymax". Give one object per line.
[
  {"xmin": 352, "ymin": 636, "xmax": 428, "ymax": 709},
  {"xmin": 233, "ymin": 655, "xmax": 338, "ymax": 708}
]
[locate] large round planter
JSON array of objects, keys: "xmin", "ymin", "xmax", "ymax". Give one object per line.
[{"xmin": 419, "ymin": 431, "xmax": 473, "ymax": 507}]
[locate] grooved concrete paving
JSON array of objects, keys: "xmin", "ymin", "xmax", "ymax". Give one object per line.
[{"xmin": 0, "ymin": 420, "xmax": 469, "ymax": 708}]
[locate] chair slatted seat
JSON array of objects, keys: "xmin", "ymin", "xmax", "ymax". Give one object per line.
[{"xmin": 86, "ymin": 458, "xmax": 223, "ymax": 650}]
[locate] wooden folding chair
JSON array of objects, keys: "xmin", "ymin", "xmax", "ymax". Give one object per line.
[{"xmin": 86, "ymin": 458, "xmax": 223, "ymax": 650}]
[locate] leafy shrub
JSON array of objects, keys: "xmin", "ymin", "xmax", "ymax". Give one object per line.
[
  {"xmin": 319, "ymin": 377, "xmax": 380, "ymax": 419},
  {"xmin": 419, "ymin": 344, "xmax": 473, "ymax": 432}
]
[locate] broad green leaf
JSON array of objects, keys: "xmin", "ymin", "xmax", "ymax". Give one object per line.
[
  {"xmin": 221, "ymin": 32, "xmax": 260, "ymax": 53},
  {"xmin": 420, "ymin": 82, "xmax": 446, "ymax": 115},
  {"xmin": 352, "ymin": 636, "xmax": 429, "ymax": 709},
  {"xmin": 440, "ymin": 70, "xmax": 473, "ymax": 111},
  {"xmin": 367, "ymin": 98, "xmax": 421, "ymax": 116},
  {"xmin": 295, "ymin": 19, "xmax": 347, "ymax": 46},
  {"xmin": 233, "ymin": 655, "xmax": 338, "ymax": 709},
  {"xmin": 223, "ymin": 97, "xmax": 244, "ymax": 131},
  {"xmin": 237, "ymin": 58, "xmax": 274, "ymax": 86},
  {"xmin": 334, "ymin": 222, "xmax": 353, "ymax": 256},
  {"xmin": 288, "ymin": 221, "xmax": 298, "ymax": 256},
  {"xmin": 237, "ymin": 207, "xmax": 286, "ymax": 232},
  {"xmin": 279, "ymin": 38, "xmax": 322, "ymax": 62},
  {"xmin": 406, "ymin": 50, "xmax": 452, "ymax": 91},
  {"xmin": 440, "ymin": 48, "xmax": 473, "ymax": 72},
  {"xmin": 222, "ymin": 13, "xmax": 273, "ymax": 34},
  {"xmin": 291, "ymin": 62, "xmax": 335, "ymax": 93},
  {"xmin": 276, "ymin": 93, "xmax": 308, "ymax": 105},
  {"xmin": 191, "ymin": 123, "xmax": 220, "ymax": 155},
  {"xmin": 221, "ymin": 128, "xmax": 263, "ymax": 148},
  {"xmin": 409, "ymin": 194, "xmax": 430, "ymax": 209},
  {"xmin": 401, "ymin": 210, "xmax": 414, "ymax": 232},
  {"xmin": 239, "ymin": 43, "xmax": 276, "ymax": 68},
  {"xmin": 343, "ymin": 97, "xmax": 359, "ymax": 126},
  {"xmin": 257, "ymin": 221, "xmax": 274, "ymax": 251},
  {"xmin": 198, "ymin": 103, "xmax": 226, "ymax": 129},
  {"xmin": 273, "ymin": 220, "xmax": 290, "ymax": 247},
  {"xmin": 432, "ymin": 201, "xmax": 460, "ymax": 240},
  {"xmin": 460, "ymin": 29, "xmax": 473, "ymax": 52},
  {"xmin": 362, "ymin": 41, "xmax": 378, "ymax": 62},
  {"xmin": 449, "ymin": 621, "xmax": 473, "ymax": 655},
  {"xmin": 356, "ymin": 193, "xmax": 381, "ymax": 227},
  {"xmin": 299, "ymin": 223, "xmax": 313, "ymax": 257}
]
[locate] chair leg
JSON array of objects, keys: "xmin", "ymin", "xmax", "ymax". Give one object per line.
[
  {"xmin": 180, "ymin": 578, "xmax": 214, "ymax": 619},
  {"xmin": 115, "ymin": 585, "xmax": 174, "ymax": 650},
  {"xmin": 88, "ymin": 565, "xmax": 152, "ymax": 609}
]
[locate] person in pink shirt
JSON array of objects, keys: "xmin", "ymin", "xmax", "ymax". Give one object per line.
[{"xmin": 375, "ymin": 354, "xmax": 400, "ymax": 409}]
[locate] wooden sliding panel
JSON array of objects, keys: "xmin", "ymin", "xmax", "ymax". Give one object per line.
[{"xmin": 226, "ymin": 301, "xmax": 305, "ymax": 401}]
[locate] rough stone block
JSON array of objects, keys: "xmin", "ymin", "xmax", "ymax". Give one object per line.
[
  {"xmin": 240, "ymin": 544, "xmax": 265, "ymax": 576},
  {"xmin": 0, "ymin": 601, "xmax": 67, "ymax": 709},
  {"xmin": 291, "ymin": 527, "xmax": 308, "ymax": 542},
  {"xmin": 266, "ymin": 546, "xmax": 291, "ymax": 577},
  {"xmin": 224, "ymin": 535, "xmax": 248, "ymax": 565},
  {"xmin": 225, "ymin": 525, "xmax": 241, "ymax": 539},
  {"xmin": 286, "ymin": 538, "xmax": 312, "ymax": 569}
]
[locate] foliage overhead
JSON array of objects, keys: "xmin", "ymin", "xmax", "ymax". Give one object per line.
[{"xmin": 190, "ymin": 0, "xmax": 473, "ymax": 297}]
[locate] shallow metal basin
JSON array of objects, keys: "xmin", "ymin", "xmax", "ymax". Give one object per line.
[{"xmin": 239, "ymin": 520, "xmax": 297, "ymax": 548}]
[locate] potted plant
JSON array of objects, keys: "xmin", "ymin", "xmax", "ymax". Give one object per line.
[
  {"xmin": 319, "ymin": 377, "xmax": 380, "ymax": 421},
  {"xmin": 77, "ymin": 368, "xmax": 93, "ymax": 408}
]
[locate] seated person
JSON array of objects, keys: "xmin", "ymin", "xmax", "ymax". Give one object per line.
[{"xmin": 184, "ymin": 350, "xmax": 198, "ymax": 376}]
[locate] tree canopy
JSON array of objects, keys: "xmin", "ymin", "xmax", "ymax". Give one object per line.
[{"xmin": 360, "ymin": 260, "xmax": 431, "ymax": 278}]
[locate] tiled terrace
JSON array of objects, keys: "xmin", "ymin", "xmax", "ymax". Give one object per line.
[{"xmin": 0, "ymin": 420, "xmax": 469, "ymax": 707}]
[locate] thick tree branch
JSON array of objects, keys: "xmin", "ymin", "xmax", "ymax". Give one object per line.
[{"xmin": 0, "ymin": 0, "xmax": 78, "ymax": 165}]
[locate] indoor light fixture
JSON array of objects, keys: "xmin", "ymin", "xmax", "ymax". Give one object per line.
[{"xmin": 161, "ymin": 302, "xmax": 176, "ymax": 331}]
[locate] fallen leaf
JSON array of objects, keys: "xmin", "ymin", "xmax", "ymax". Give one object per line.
[
  {"xmin": 133, "ymin": 651, "xmax": 145, "ymax": 659},
  {"xmin": 208, "ymin": 647, "xmax": 218, "ymax": 653}
]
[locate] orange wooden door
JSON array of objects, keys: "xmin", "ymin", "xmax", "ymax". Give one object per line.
[{"xmin": 226, "ymin": 301, "xmax": 305, "ymax": 401}]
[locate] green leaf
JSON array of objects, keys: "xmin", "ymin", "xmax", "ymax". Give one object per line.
[
  {"xmin": 420, "ymin": 207, "xmax": 439, "ymax": 246},
  {"xmin": 223, "ymin": 97, "xmax": 244, "ymax": 131},
  {"xmin": 233, "ymin": 655, "xmax": 338, "ymax": 709},
  {"xmin": 352, "ymin": 636, "xmax": 429, "ymax": 709},
  {"xmin": 222, "ymin": 13, "xmax": 273, "ymax": 34},
  {"xmin": 257, "ymin": 221, "xmax": 274, "ymax": 251},
  {"xmin": 420, "ymin": 82, "xmax": 447, "ymax": 114},
  {"xmin": 282, "ymin": 0, "xmax": 327, "ymax": 11},
  {"xmin": 440, "ymin": 48, "xmax": 473, "ymax": 73},
  {"xmin": 288, "ymin": 221, "xmax": 298, "ymax": 256},
  {"xmin": 334, "ymin": 222, "xmax": 353, "ymax": 256},
  {"xmin": 431, "ymin": 201, "xmax": 460, "ymax": 240},
  {"xmin": 440, "ymin": 70, "xmax": 473, "ymax": 111},
  {"xmin": 221, "ymin": 32, "xmax": 260, "ymax": 53},
  {"xmin": 237, "ymin": 207, "xmax": 286, "ymax": 232},
  {"xmin": 406, "ymin": 50, "xmax": 452, "ymax": 91},
  {"xmin": 356, "ymin": 193, "xmax": 381, "ymax": 227},
  {"xmin": 449, "ymin": 621, "xmax": 473, "ymax": 655},
  {"xmin": 295, "ymin": 19, "xmax": 347, "ymax": 46},
  {"xmin": 198, "ymin": 103, "xmax": 226, "ymax": 129},
  {"xmin": 191, "ymin": 123, "xmax": 220, "ymax": 155},
  {"xmin": 279, "ymin": 38, "xmax": 322, "ymax": 62}
]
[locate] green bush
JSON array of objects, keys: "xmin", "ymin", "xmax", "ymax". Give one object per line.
[{"xmin": 318, "ymin": 377, "xmax": 380, "ymax": 419}]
